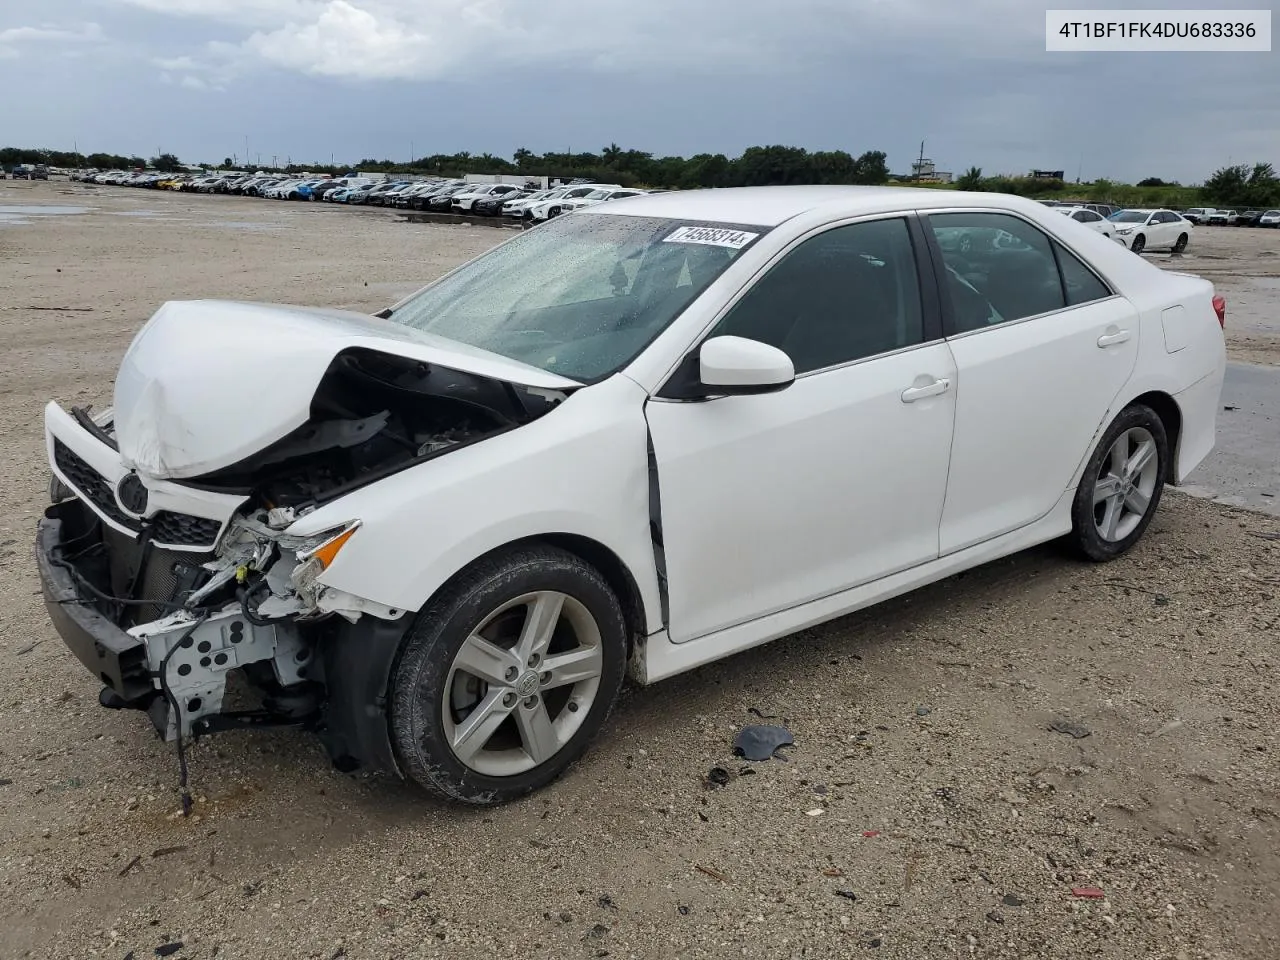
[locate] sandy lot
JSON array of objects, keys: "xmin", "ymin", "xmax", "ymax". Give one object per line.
[{"xmin": 1, "ymin": 182, "xmax": 1278, "ymax": 960}]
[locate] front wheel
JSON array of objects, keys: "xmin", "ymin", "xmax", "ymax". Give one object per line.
[
  {"xmin": 1068, "ymin": 404, "xmax": 1168, "ymax": 562},
  {"xmin": 1172, "ymin": 233, "xmax": 1188, "ymax": 254},
  {"xmin": 1130, "ymin": 234, "xmax": 1146, "ymax": 254},
  {"xmin": 388, "ymin": 545, "xmax": 627, "ymax": 804}
]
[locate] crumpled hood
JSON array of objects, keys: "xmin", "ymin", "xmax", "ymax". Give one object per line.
[{"xmin": 113, "ymin": 299, "xmax": 580, "ymax": 480}]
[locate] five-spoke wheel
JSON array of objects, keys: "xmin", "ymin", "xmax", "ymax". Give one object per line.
[
  {"xmin": 1070, "ymin": 404, "xmax": 1168, "ymax": 561},
  {"xmin": 389, "ymin": 546, "xmax": 627, "ymax": 804}
]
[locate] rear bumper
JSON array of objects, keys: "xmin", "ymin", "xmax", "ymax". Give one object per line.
[
  {"xmin": 35, "ymin": 504, "xmax": 153, "ymax": 703},
  {"xmin": 1173, "ymin": 363, "xmax": 1227, "ymax": 483}
]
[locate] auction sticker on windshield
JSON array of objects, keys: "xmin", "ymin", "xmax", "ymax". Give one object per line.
[{"xmin": 663, "ymin": 226, "xmax": 760, "ymax": 248}]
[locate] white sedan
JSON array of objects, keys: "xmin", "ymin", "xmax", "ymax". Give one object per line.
[
  {"xmin": 1109, "ymin": 208, "xmax": 1193, "ymax": 254},
  {"xmin": 450, "ymin": 183, "xmax": 523, "ymax": 211},
  {"xmin": 557, "ymin": 187, "xmax": 648, "ymax": 213},
  {"xmin": 36, "ymin": 186, "xmax": 1226, "ymax": 805},
  {"xmin": 1054, "ymin": 205, "xmax": 1115, "ymax": 238},
  {"xmin": 525, "ymin": 183, "xmax": 623, "ymax": 221}
]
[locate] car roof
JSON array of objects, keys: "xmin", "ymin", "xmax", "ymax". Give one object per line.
[{"xmin": 595, "ymin": 185, "xmax": 1082, "ymax": 227}]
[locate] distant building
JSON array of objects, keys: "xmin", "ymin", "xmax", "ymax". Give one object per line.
[
  {"xmin": 1032, "ymin": 170, "xmax": 1065, "ymax": 180},
  {"xmin": 908, "ymin": 158, "xmax": 953, "ymax": 183}
]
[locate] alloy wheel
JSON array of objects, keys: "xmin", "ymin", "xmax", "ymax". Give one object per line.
[
  {"xmin": 1092, "ymin": 426, "xmax": 1159, "ymax": 542},
  {"xmin": 441, "ymin": 591, "xmax": 604, "ymax": 777}
]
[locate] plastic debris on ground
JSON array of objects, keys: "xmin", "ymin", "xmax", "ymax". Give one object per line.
[
  {"xmin": 1049, "ymin": 717, "xmax": 1092, "ymax": 739},
  {"xmin": 732, "ymin": 724, "xmax": 794, "ymax": 761}
]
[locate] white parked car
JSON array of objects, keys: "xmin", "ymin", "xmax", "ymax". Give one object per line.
[
  {"xmin": 1259, "ymin": 209, "xmax": 1280, "ymax": 228},
  {"xmin": 451, "ymin": 183, "xmax": 523, "ymax": 211},
  {"xmin": 502, "ymin": 188, "xmax": 560, "ymax": 217},
  {"xmin": 526, "ymin": 184, "xmax": 623, "ymax": 221},
  {"xmin": 1206, "ymin": 209, "xmax": 1237, "ymax": 226},
  {"xmin": 36, "ymin": 186, "xmax": 1226, "ymax": 805},
  {"xmin": 1053, "ymin": 205, "xmax": 1116, "ymax": 237},
  {"xmin": 1108, "ymin": 208, "xmax": 1193, "ymax": 254},
  {"xmin": 558, "ymin": 187, "xmax": 648, "ymax": 213}
]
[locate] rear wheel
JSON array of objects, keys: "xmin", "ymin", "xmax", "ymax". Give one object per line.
[
  {"xmin": 1068, "ymin": 404, "xmax": 1168, "ymax": 562},
  {"xmin": 1172, "ymin": 233, "xmax": 1188, "ymax": 254},
  {"xmin": 1131, "ymin": 234, "xmax": 1146, "ymax": 254},
  {"xmin": 388, "ymin": 545, "xmax": 627, "ymax": 804}
]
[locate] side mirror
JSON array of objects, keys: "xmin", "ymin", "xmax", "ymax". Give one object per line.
[{"xmin": 697, "ymin": 336, "xmax": 795, "ymax": 394}]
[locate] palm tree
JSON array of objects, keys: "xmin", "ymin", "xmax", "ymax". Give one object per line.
[
  {"xmin": 956, "ymin": 166, "xmax": 983, "ymax": 190},
  {"xmin": 602, "ymin": 143, "xmax": 623, "ymax": 167}
]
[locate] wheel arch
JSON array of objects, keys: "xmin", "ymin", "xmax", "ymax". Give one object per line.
[
  {"xmin": 314, "ymin": 531, "xmax": 649, "ymax": 780},
  {"xmin": 420, "ymin": 533, "xmax": 650, "ymax": 654},
  {"xmin": 1126, "ymin": 390, "xmax": 1182, "ymax": 483}
]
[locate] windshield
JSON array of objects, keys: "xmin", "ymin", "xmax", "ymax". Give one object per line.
[
  {"xmin": 1109, "ymin": 210, "xmax": 1150, "ymax": 223},
  {"xmin": 386, "ymin": 213, "xmax": 768, "ymax": 382}
]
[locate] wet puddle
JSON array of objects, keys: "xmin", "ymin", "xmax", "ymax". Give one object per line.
[
  {"xmin": 196, "ymin": 221, "xmax": 283, "ymax": 232},
  {"xmin": 0, "ymin": 204, "xmax": 92, "ymax": 216}
]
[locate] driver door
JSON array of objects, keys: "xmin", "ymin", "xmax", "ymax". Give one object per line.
[{"xmin": 644, "ymin": 216, "xmax": 957, "ymax": 643}]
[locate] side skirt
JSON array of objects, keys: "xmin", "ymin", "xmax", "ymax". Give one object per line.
[{"xmin": 634, "ymin": 488, "xmax": 1076, "ymax": 685}]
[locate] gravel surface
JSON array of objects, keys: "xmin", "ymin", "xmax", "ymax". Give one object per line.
[{"xmin": 1, "ymin": 182, "xmax": 1278, "ymax": 960}]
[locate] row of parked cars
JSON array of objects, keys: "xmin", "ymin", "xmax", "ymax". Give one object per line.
[
  {"xmin": 1180, "ymin": 207, "xmax": 1280, "ymax": 227},
  {"xmin": 1040, "ymin": 201, "xmax": 1197, "ymax": 254},
  {"xmin": 1042, "ymin": 199, "xmax": 1279, "ymax": 228},
  {"xmin": 70, "ymin": 169, "xmax": 654, "ymax": 223}
]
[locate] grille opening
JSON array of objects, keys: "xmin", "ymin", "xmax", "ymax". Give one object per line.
[{"xmin": 52, "ymin": 440, "xmax": 223, "ymax": 549}]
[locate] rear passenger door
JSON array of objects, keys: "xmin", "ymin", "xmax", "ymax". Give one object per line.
[{"xmin": 924, "ymin": 211, "xmax": 1140, "ymax": 554}]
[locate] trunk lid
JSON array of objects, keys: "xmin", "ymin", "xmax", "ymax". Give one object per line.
[{"xmin": 113, "ymin": 299, "xmax": 580, "ymax": 480}]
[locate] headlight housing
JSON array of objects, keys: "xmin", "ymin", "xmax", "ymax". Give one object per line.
[{"xmin": 289, "ymin": 520, "xmax": 362, "ymax": 605}]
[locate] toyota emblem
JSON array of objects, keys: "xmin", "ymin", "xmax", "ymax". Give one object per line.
[{"xmin": 116, "ymin": 472, "xmax": 149, "ymax": 516}]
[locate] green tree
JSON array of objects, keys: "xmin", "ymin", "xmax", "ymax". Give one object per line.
[
  {"xmin": 1203, "ymin": 164, "xmax": 1250, "ymax": 204},
  {"xmin": 956, "ymin": 166, "xmax": 983, "ymax": 190},
  {"xmin": 151, "ymin": 153, "xmax": 183, "ymax": 172},
  {"xmin": 851, "ymin": 150, "xmax": 889, "ymax": 185}
]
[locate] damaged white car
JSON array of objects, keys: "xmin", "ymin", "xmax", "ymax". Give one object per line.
[{"xmin": 37, "ymin": 186, "xmax": 1226, "ymax": 805}]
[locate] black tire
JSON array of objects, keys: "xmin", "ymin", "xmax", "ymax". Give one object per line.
[
  {"xmin": 547, "ymin": 206, "xmax": 562, "ymax": 219},
  {"xmin": 1172, "ymin": 233, "xmax": 1188, "ymax": 254},
  {"xmin": 388, "ymin": 545, "xmax": 627, "ymax": 805},
  {"xmin": 1130, "ymin": 234, "xmax": 1146, "ymax": 254},
  {"xmin": 1068, "ymin": 404, "xmax": 1168, "ymax": 562}
]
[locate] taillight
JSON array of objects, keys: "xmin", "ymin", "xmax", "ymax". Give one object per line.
[{"xmin": 1211, "ymin": 294, "xmax": 1226, "ymax": 328}]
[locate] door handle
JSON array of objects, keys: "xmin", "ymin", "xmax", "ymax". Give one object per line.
[
  {"xmin": 1097, "ymin": 330, "xmax": 1131, "ymax": 347},
  {"xmin": 901, "ymin": 378, "xmax": 950, "ymax": 403}
]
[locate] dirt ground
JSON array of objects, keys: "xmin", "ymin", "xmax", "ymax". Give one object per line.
[{"xmin": 1, "ymin": 182, "xmax": 1278, "ymax": 960}]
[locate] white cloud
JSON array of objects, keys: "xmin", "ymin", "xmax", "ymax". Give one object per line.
[
  {"xmin": 0, "ymin": 21, "xmax": 104, "ymax": 58},
  {"xmin": 118, "ymin": 0, "xmax": 997, "ymax": 85}
]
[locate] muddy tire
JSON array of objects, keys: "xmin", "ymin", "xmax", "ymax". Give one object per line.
[
  {"xmin": 1068, "ymin": 404, "xmax": 1168, "ymax": 562},
  {"xmin": 388, "ymin": 545, "xmax": 627, "ymax": 805}
]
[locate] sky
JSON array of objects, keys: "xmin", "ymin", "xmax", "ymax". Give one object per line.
[{"xmin": 0, "ymin": 0, "xmax": 1276, "ymax": 183}]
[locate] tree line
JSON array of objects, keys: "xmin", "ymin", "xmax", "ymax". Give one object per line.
[
  {"xmin": 3, "ymin": 143, "xmax": 891, "ymax": 189},
  {"xmin": 348, "ymin": 144, "xmax": 893, "ymax": 190},
  {"xmin": 5, "ymin": 142, "xmax": 1277, "ymax": 207}
]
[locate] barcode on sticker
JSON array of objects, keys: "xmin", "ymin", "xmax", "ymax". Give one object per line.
[{"xmin": 663, "ymin": 226, "xmax": 759, "ymax": 249}]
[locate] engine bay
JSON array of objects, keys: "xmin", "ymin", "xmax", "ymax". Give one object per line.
[{"xmin": 189, "ymin": 347, "xmax": 567, "ymax": 511}]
